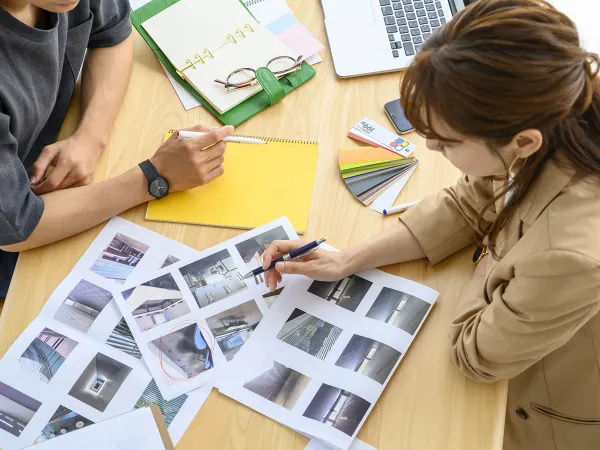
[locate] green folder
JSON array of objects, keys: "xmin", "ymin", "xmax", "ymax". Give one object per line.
[{"xmin": 131, "ymin": 0, "xmax": 317, "ymax": 126}]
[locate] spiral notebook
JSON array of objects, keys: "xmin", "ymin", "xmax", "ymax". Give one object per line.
[
  {"xmin": 145, "ymin": 131, "xmax": 319, "ymax": 232},
  {"xmin": 141, "ymin": 0, "xmax": 298, "ymax": 114}
]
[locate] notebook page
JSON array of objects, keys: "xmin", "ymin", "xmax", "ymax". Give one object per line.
[{"xmin": 142, "ymin": 0, "xmax": 297, "ymax": 114}]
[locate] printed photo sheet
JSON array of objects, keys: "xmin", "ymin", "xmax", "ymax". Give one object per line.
[
  {"xmin": 112, "ymin": 217, "xmax": 301, "ymax": 400},
  {"xmin": 0, "ymin": 217, "xmax": 216, "ymax": 450},
  {"xmin": 217, "ymin": 249, "xmax": 439, "ymax": 450}
]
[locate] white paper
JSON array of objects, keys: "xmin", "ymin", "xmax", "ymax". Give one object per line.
[
  {"xmin": 112, "ymin": 218, "xmax": 300, "ymax": 400},
  {"xmin": 0, "ymin": 218, "xmax": 214, "ymax": 450},
  {"xmin": 369, "ymin": 164, "xmax": 418, "ymax": 214},
  {"xmin": 129, "ymin": 0, "xmax": 152, "ymax": 10},
  {"xmin": 162, "ymin": 64, "xmax": 202, "ymax": 111},
  {"xmin": 218, "ymin": 248, "xmax": 439, "ymax": 450},
  {"xmin": 23, "ymin": 407, "xmax": 168, "ymax": 450}
]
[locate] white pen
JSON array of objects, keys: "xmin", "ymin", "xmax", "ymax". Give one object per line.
[
  {"xmin": 383, "ymin": 200, "xmax": 421, "ymax": 215},
  {"xmin": 177, "ymin": 130, "xmax": 268, "ymax": 145}
]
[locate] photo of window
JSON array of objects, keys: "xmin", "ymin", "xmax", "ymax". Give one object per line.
[
  {"xmin": 276, "ymin": 309, "xmax": 342, "ymax": 360},
  {"xmin": 134, "ymin": 379, "xmax": 188, "ymax": 427},
  {"xmin": 179, "ymin": 249, "xmax": 247, "ymax": 308},
  {"xmin": 53, "ymin": 280, "xmax": 113, "ymax": 333},
  {"xmin": 90, "ymin": 233, "xmax": 149, "ymax": 283},
  {"xmin": 0, "ymin": 381, "xmax": 41, "ymax": 437},
  {"xmin": 303, "ymin": 384, "xmax": 371, "ymax": 437},
  {"xmin": 206, "ymin": 300, "xmax": 263, "ymax": 361},
  {"xmin": 18, "ymin": 328, "xmax": 78, "ymax": 383},
  {"xmin": 243, "ymin": 361, "xmax": 311, "ymax": 410},
  {"xmin": 68, "ymin": 353, "xmax": 133, "ymax": 412},
  {"xmin": 105, "ymin": 317, "xmax": 142, "ymax": 359},
  {"xmin": 307, "ymin": 275, "xmax": 372, "ymax": 312},
  {"xmin": 149, "ymin": 323, "xmax": 213, "ymax": 380},
  {"xmin": 366, "ymin": 287, "xmax": 431, "ymax": 335},
  {"xmin": 35, "ymin": 406, "xmax": 93, "ymax": 442},
  {"xmin": 335, "ymin": 335, "xmax": 402, "ymax": 384},
  {"xmin": 160, "ymin": 255, "xmax": 180, "ymax": 269},
  {"xmin": 262, "ymin": 287, "xmax": 284, "ymax": 308},
  {"xmin": 234, "ymin": 226, "xmax": 290, "ymax": 284},
  {"xmin": 123, "ymin": 273, "xmax": 191, "ymax": 332}
]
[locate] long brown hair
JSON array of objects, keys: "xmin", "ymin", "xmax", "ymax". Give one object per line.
[{"xmin": 400, "ymin": 0, "xmax": 600, "ymax": 256}]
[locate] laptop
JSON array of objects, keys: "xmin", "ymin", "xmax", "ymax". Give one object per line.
[{"xmin": 321, "ymin": 0, "xmax": 475, "ymax": 77}]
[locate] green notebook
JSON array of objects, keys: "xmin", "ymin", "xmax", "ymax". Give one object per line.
[{"xmin": 131, "ymin": 0, "xmax": 317, "ymax": 126}]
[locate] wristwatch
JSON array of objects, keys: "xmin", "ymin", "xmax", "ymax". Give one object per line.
[
  {"xmin": 139, "ymin": 159, "xmax": 169, "ymax": 199},
  {"xmin": 472, "ymin": 243, "xmax": 489, "ymax": 263}
]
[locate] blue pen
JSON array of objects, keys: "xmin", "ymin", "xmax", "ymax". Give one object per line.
[{"xmin": 242, "ymin": 238, "xmax": 326, "ymax": 280}]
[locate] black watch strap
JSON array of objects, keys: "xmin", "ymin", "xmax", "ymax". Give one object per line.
[{"xmin": 139, "ymin": 159, "xmax": 159, "ymax": 181}]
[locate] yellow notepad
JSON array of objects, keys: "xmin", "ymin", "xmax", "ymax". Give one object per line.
[{"xmin": 145, "ymin": 131, "xmax": 319, "ymax": 233}]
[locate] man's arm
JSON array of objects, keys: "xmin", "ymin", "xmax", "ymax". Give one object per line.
[
  {"xmin": 32, "ymin": 36, "xmax": 134, "ymax": 193},
  {"xmin": 1, "ymin": 126, "xmax": 233, "ymax": 252}
]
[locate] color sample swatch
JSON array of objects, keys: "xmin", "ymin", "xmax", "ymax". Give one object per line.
[{"xmin": 339, "ymin": 146, "xmax": 418, "ymax": 206}]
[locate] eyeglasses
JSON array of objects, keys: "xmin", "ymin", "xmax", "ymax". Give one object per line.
[{"xmin": 214, "ymin": 55, "xmax": 303, "ymax": 91}]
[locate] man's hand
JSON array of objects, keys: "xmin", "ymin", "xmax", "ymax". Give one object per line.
[{"xmin": 31, "ymin": 134, "xmax": 104, "ymax": 195}]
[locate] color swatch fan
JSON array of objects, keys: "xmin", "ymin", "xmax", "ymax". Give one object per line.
[{"xmin": 339, "ymin": 146, "xmax": 418, "ymax": 205}]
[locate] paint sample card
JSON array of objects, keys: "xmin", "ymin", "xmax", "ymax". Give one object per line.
[
  {"xmin": 218, "ymin": 246, "xmax": 438, "ymax": 450},
  {"xmin": 112, "ymin": 217, "xmax": 300, "ymax": 400}
]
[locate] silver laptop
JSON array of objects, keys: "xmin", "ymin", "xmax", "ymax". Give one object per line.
[{"xmin": 321, "ymin": 0, "xmax": 472, "ymax": 77}]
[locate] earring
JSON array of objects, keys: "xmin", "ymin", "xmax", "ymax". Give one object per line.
[{"xmin": 508, "ymin": 156, "xmax": 528, "ymax": 177}]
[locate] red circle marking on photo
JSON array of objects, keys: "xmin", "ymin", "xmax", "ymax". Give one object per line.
[{"xmin": 157, "ymin": 320, "xmax": 216, "ymax": 382}]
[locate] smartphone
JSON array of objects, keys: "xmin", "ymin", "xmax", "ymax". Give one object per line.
[{"xmin": 384, "ymin": 99, "xmax": 414, "ymax": 134}]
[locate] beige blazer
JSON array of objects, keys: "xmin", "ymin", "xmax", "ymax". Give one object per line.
[{"xmin": 400, "ymin": 160, "xmax": 600, "ymax": 450}]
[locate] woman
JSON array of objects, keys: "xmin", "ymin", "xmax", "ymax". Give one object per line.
[
  {"xmin": 0, "ymin": 0, "xmax": 232, "ymax": 297},
  {"xmin": 263, "ymin": 1, "xmax": 600, "ymax": 448}
]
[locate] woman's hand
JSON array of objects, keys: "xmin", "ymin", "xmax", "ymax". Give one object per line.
[
  {"xmin": 262, "ymin": 240, "xmax": 352, "ymax": 291},
  {"xmin": 150, "ymin": 124, "xmax": 234, "ymax": 192}
]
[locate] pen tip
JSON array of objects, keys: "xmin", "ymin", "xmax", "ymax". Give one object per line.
[
  {"xmin": 242, "ymin": 273, "xmax": 252, "ymax": 279},
  {"xmin": 383, "ymin": 210, "xmax": 387, "ymax": 215}
]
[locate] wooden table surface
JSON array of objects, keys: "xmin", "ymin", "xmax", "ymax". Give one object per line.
[{"xmin": 0, "ymin": 2, "xmax": 507, "ymax": 448}]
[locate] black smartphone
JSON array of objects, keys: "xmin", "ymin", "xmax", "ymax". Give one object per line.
[{"xmin": 384, "ymin": 99, "xmax": 414, "ymax": 134}]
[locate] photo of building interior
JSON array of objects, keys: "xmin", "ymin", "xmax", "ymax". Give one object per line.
[
  {"xmin": 366, "ymin": 287, "xmax": 431, "ymax": 335},
  {"xmin": 234, "ymin": 226, "xmax": 290, "ymax": 284},
  {"xmin": 53, "ymin": 280, "xmax": 113, "ymax": 333},
  {"xmin": 0, "ymin": 380, "xmax": 41, "ymax": 437},
  {"xmin": 134, "ymin": 379, "xmax": 188, "ymax": 427},
  {"xmin": 125, "ymin": 273, "xmax": 191, "ymax": 332},
  {"xmin": 303, "ymin": 384, "xmax": 371, "ymax": 437},
  {"xmin": 307, "ymin": 275, "xmax": 373, "ymax": 312},
  {"xmin": 262, "ymin": 287, "xmax": 284, "ymax": 308},
  {"xmin": 206, "ymin": 300, "xmax": 263, "ymax": 361},
  {"xmin": 35, "ymin": 405, "xmax": 93, "ymax": 442},
  {"xmin": 276, "ymin": 308, "xmax": 342, "ymax": 360},
  {"xmin": 68, "ymin": 352, "xmax": 133, "ymax": 412},
  {"xmin": 160, "ymin": 255, "xmax": 180, "ymax": 269},
  {"xmin": 243, "ymin": 361, "xmax": 311, "ymax": 410},
  {"xmin": 106, "ymin": 318, "xmax": 142, "ymax": 359},
  {"xmin": 19, "ymin": 328, "xmax": 78, "ymax": 384},
  {"xmin": 90, "ymin": 233, "xmax": 149, "ymax": 283},
  {"xmin": 179, "ymin": 249, "xmax": 247, "ymax": 308},
  {"xmin": 149, "ymin": 323, "xmax": 213, "ymax": 379},
  {"xmin": 335, "ymin": 335, "xmax": 402, "ymax": 384}
]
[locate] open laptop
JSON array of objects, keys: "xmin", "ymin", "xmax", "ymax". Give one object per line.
[{"xmin": 321, "ymin": 0, "xmax": 475, "ymax": 77}]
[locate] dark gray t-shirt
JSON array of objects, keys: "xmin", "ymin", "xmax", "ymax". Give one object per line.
[{"xmin": 0, "ymin": 0, "xmax": 131, "ymax": 246}]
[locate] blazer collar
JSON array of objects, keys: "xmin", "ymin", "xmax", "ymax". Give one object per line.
[{"xmin": 518, "ymin": 160, "xmax": 575, "ymax": 226}]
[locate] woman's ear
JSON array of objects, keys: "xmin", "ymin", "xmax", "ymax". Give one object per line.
[{"xmin": 512, "ymin": 129, "xmax": 543, "ymax": 158}]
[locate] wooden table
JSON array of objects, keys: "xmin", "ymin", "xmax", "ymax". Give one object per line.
[{"xmin": 0, "ymin": 2, "xmax": 507, "ymax": 448}]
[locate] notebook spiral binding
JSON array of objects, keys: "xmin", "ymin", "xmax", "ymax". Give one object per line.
[
  {"xmin": 244, "ymin": 0, "xmax": 265, "ymax": 5},
  {"xmin": 238, "ymin": 135, "xmax": 318, "ymax": 145},
  {"xmin": 176, "ymin": 24, "xmax": 255, "ymax": 78},
  {"xmin": 166, "ymin": 130, "xmax": 316, "ymax": 145}
]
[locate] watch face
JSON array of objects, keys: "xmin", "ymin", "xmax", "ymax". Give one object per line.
[{"xmin": 149, "ymin": 178, "xmax": 169, "ymax": 199}]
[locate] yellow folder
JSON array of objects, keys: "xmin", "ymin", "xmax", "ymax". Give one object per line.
[{"xmin": 145, "ymin": 131, "xmax": 319, "ymax": 233}]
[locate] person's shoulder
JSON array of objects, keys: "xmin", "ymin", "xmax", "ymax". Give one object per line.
[
  {"xmin": 543, "ymin": 174, "xmax": 600, "ymax": 263},
  {"xmin": 66, "ymin": 0, "xmax": 93, "ymax": 25}
]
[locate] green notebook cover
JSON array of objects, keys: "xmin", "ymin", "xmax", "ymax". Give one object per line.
[{"xmin": 131, "ymin": 0, "xmax": 316, "ymax": 126}]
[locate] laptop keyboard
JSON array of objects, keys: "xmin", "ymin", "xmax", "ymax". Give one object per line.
[{"xmin": 380, "ymin": 0, "xmax": 447, "ymax": 58}]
